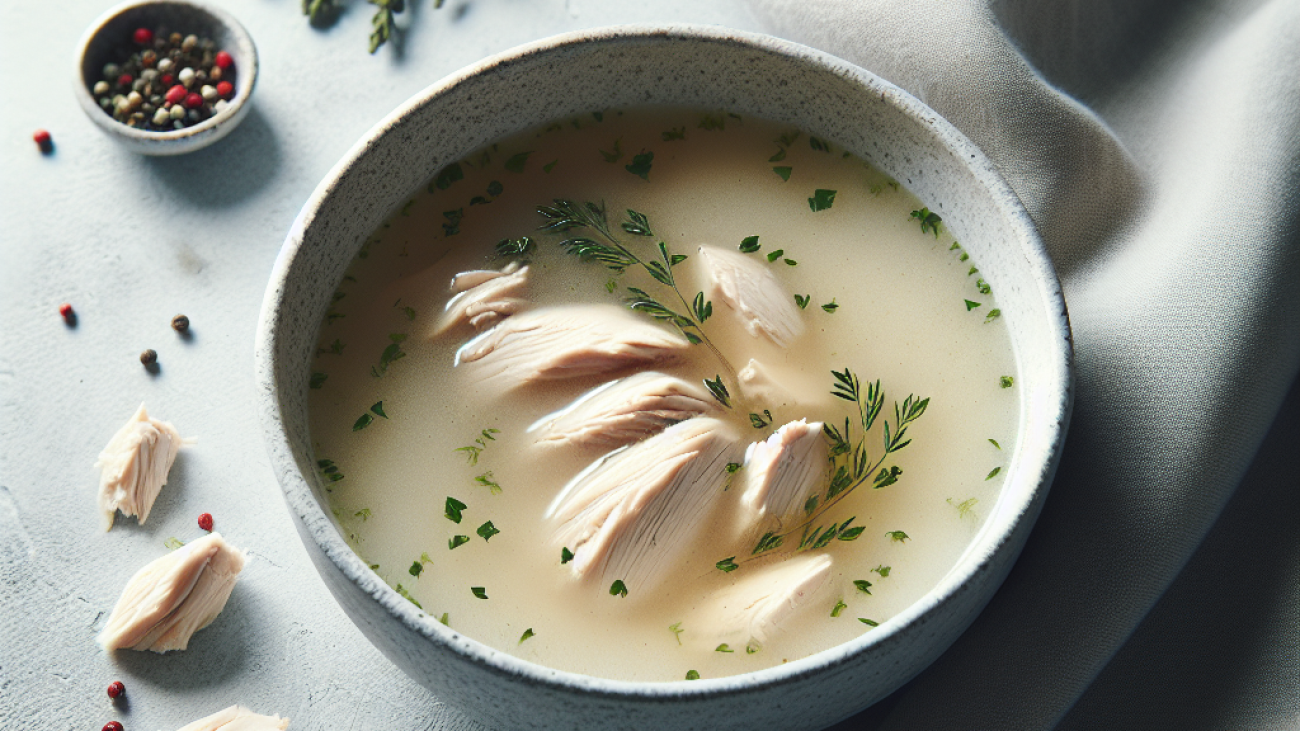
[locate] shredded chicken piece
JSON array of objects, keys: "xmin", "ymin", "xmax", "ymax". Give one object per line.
[
  {"xmin": 98, "ymin": 532, "xmax": 247, "ymax": 653},
  {"xmin": 175, "ymin": 705, "xmax": 289, "ymax": 731},
  {"xmin": 697, "ymin": 245, "xmax": 805, "ymax": 347},
  {"xmin": 529, "ymin": 372, "xmax": 717, "ymax": 448},
  {"xmin": 548, "ymin": 418, "xmax": 740, "ymax": 592},
  {"xmin": 698, "ymin": 554, "xmax": 833, "ymax": 647},
  {"xmin": 95, "ymin": 403, "xmax": 194, "ymax": 532},
  {"xmin": 434, "ymin": 262, "xmax": 529, "ymax": 336},
  {"xmin": 737, "ymin": 358, "xmax": 797, "ymax": 408},
  {"xmin": 455, "ymin": 305, "xmax": 688, "ymax": 388},
  {"xmin": 740, "ymin": 419, "xmax": 828, "ymax": 524}
]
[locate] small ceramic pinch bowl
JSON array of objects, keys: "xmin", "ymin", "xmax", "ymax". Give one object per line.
[
  {"xmin": 256, "ymin": 25, "xmax": 1073, "ymax": 730},
  {"xmin": 74, "ymin": 0, "xmax": 258, "ymax": 156}
]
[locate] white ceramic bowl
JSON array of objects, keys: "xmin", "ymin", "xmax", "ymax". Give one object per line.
[
  {"xmin": 255, "ymin": 25, "xmax": 1072, "ymax": 730},
  {"xmin": 74, "ymin": 0, "xmax": 258, "ymax": 156}
]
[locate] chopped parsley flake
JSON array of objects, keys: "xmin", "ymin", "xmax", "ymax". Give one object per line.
[
  {"xmin": 859, "ymin": 618, "xmax": 879, "ymax": 627},
  {"xmin": 442, "ymin": 208, "xmax": 464, "ymax": 236},
  {"xmin": 609, "ymin": 579, "xmax": 628, "ymax": 598},
  {"xmin": 352, "ymin": 413, "xmax": 373, "ymax": 431},
  {"xmin": 949, "ymin": 497, "xmax": 979, "ymax": 519},
  {"xmin": 471, "ymin": 586, "xmax": 488, "ymax": 600},
  {"xmin": 985, "ymin": 308, "xmax": 1002, "ymax": 323},
  {"xmin": 809, "ymin": 136, "xmax": 830, "ymax": 152},
  {"xmin": 600, "ymin": 138, "xmax": 623, "ymax": 163},
  {"xmin": 853, "ymin": 580, "xmax": 873, "ymax": 595},
  {"xmin": 965, "ymin": 300, "xmax": 982, "ymax": 311},
  {"xmin": 448, "ymin": 535, "xmax": 470, "ymax": 550},
  {"xmin": 625, "ymin": 151, "xmax": 654, "ymax": 180},
  {"xmin": 354, "ymin": 508, "xmax": 371, "ymax": 521},
  {"xmin": 504, "ymin": 151, "xmax": 531, "ymax": 173},
  {"xmin": 669, "ymin": 622, "xmax": 684, "ymax": 645},
  {"xmin": 395, "ymin": 584, "xmax": 423, "ymax": 610},
  {"xmin": 831, "ymin": 599, "xmax": 848, "ymax": 618},
  {"xmin": 1000, "ymin": 376, "xmax": 1015, "ymax": 389},
  {"xmin": 309, "ymin": 372, "xmax": 327, "ymax": 389},
  {"xmin": 685, "ymin": 670, "xmax": 701, "ymax": 680},
  {"xmin": 561, "ymin": 547, "xmax": 574, "ymax": 564},
  {"xmin": 725, "ymin": 462, "xmax": 742, "ymax": 474},
  {"xmin": 794, "ymin": 294, "xmax": 810, "ymax": 309},
  {"xmin": 543, "ymin": 159, "xmax": 558, "ymax": 173},
  {"xmin": 986, "ymin": 467, "xmax": 1002, "ymax": 480},
  {"xmin": 746, "ymin": 643, "xmax": 759, "ymax": 655},
  {"xmin": 715, "ymin": 557, "xmax": 739, "ymax": 573},
  {"xmin": 370, "ymin": 401, "xmax": 387, "ymax": 419},
  {"xmin": 739, "ymin": 235, "xmax": 761, "ymax": 253},
  {"xmin": 476, "ymin": 521, "xmax": 500, "ymax": 542},
  {"xmin": 989, "ymin": 438, "xmax": 1002, "ymax": 450},
  {"xmin": 886, "ymin": 531, "xmax": 910, "ymax": 542},
  {"xmin": 821, "ymin": 299, "xmax": 840, "ymax": 313},
  {"xmin": 808, "ymin": 188, "xmax": 837, "ymax": 212},
  {"xmin": 475, "ymin": 472, "xmax": 502, "ymax": 495},
  {"xmin": 766, "ymin": 249, "xmax": 785, "ymax": 263},
  {"xmin": 519, "ymin": 628, "xmax": 535, "ymax": 644},
  {"xmin": 430, "ymin": 162, "xmax": 464, "ymax": 192},
  {"xmin": 773, "ymin": 166, "xmax": 792, "ymax": 181},
  {"xmin": 873, "ymin": 565, "xmax": 891, "ymax": 577},
  {"xmin": 409, "ymin": 561, "xmax": 424, "ymax": 577},
  {"xmin": 662, "ymin": 127, "xmax": 686, "ymax": 141},
  {"xmin": 444, "ymin": 496, "xmax": 466, "ymax": 524},
  {"xmin": 910, "ymin": 207, "xmax": 942, "ymax": 237},
  {"xmin": 715, "ymin": 643, "xmax": 734, "ymax": 653},
  {"xmin": 438, "ymin": 612, "xmax": 449, "ymax": 625}
]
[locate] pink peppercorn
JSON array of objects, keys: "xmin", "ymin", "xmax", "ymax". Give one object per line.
[
  {"xmin": 103, "ymin": 723, "xmax": 124, "ymax": 731},
  {"xmin": 165, "ymin": 84, "xmax": 187, "ymax": 104},
  {"xmin": 216, "ymin": 81, "xmax": 233, "ymax": 99},
  {"xmin": 161, "ymin": 73, "xmax": 175, "ymax": 86},
  {"xmin": 183, "ymin": 92, "xmax": 203, "ymax": 109},
  {"xmin": 117, "ymin": 73, "xmax": 133, "ymax": 87},
  {"xmin": 214, "ymin": 50, "xmax": 233, "ymax": 69},
  {"xmin": 58, "ymin": 302, "xmax": 73, "ymax": 319},
  {"xmin": 133, "ymin": 27, "xmax": 153, "ymax": 45},
  {"xmin": 107, "ymin": 680, "xmax": 125, "ymax": 699},
  {"xmin": 33, "ymin": 130, "xmax": 53, "ymax": 152},
  {"xmin": 198, "ymin": 513, "xmax": 214, "ymax": 531}
]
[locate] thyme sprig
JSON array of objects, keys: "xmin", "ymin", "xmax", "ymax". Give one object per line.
[
  {"xmin": 535, "ymin": 200, "xmax": 739, "ymax": 396},
  {"xmin": 724, "ymin": 368, "xmax": 929, "ymax": 566}
]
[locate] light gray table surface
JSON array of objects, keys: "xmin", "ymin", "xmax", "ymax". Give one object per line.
[{"xmin": 0, "ymin": 3, "xmax": 765, "ymax": 729}]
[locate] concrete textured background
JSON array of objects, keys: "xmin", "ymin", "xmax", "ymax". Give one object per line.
[{"xmin": 0, "ymin": 2, "xmax": 761, "ymax": 729}]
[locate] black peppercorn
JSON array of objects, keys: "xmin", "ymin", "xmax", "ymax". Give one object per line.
[{"xmin": 171, "ymin": 314, "xmax": 190, "ymax": 333}]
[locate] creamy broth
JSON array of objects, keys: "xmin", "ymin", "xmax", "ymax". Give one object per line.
[{"xmin": 307, "ymin": 109, "xmax": 1020, "ymax": 682}]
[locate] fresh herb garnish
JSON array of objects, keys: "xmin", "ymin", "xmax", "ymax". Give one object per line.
[
  {"xmin": 739, "ymin": 235, "xmax": 761, "ymax": 253},
  {"xmin": 964, "ymin": 300, "xmax": 981, "ymax": 311},
  {"xmin": 471, "ymin": 586, "xmax": 488, "ymax": 600},
  {"xmin": 309, "ymin": 372, "xmax": 328, "ymax": 389},
  {"xmin": 886, "ymin": 531, "xmax": 909, "ymax": 542},
  {"xmin": 625, "ymin": 151, "xmax": 654, "ymax": 180},
  {"xmin": 821, "ymin": 299, "xmax": 840, "ymax": 313},
  {"xmin": 352, "ymin": 414, "xmax": 373, "ymax": 431},
  {"xmin": 773, "ymin": 166, "xmax": 792, "ymax": 181},
  {"xmin": 442, "ymin": 208, "xmax": 464, "ymax": 236},
  {"xmin": 599, "ymin": 138, "xmax": 623, "ymax": 163},
  {"xmin": 448, "ymin": 535, "xmax": 470, "ymax": 550},
  {"xmin": 794, "ymin": 294, "xmax": 810, "ymax": 309},
  {"xmin": 726, "ymin": 462, "xmax": 742, "ymax": 474},
  {"xmin": 831, "ymin": 599, "xmax": 848, "ymax": 618},
  {"xmin": 394, "ymin": 583, "xmax": 422, "ymax": 609},
  {"xmin": 543, "ymin": 159, "xmax": 558, "ymax": 173},
  {"xmin": 444, "ymin": 496, "xmax": 466, "ymax": 524},
  {"xmin": 872, "ymin": 565, "xmax": 891, "ymax": 577},
  {"xmin": 495, "ymin": 236, "xmax": 535, "ymax": 258},
  {"xmin": 662, "ymin": 127, "xmax": 686, "ymax": 141},
  {"xmin": 808, "ymin": 189, "xmax": 837, "ymax": 212},
  {"xmin": 475, "ymin": 471, "xmax": 502, "ymax": 495},
  {"xmin": 317, "ymin": 459, "xmax": 344, "ymax": 482},
  {"xmin": 854, "ymin": 579, "xmax": 873, "ymax": 594},
  {"xmin": 164, "ymin": 537, "xmax": 185, "ymax": 550},
  {"xmin": 989, "ymin": 438, "xmax": 1001, "ymax": 450},
  {"xmin": 704, "ymin": 375, "xmax": 731, "ymax": 408},
  {"xmin": 698, "ymin": 113, "xmax": 725, "ymax": 131},
  {"xmin": 715, "ymin": 643, "xmax": 735, "ymax": 653},
  {"xmin": 746, "ymin": 643, "xmax": 759, "ymax": 655},
  {"xmin": 976, "ymin": 278, "xmax": 991, "ymax": 295},
  {"xmin": 519, "ymin": 628, "xmax": 535, "ymax": 644},
  {"xmin": 749, "ymin": 410, "xmax": 773, "ymax": 429},
  {"xmin": 609, "ymin": 579, "xmax": 628, "ymax": 598},
  {"xmin": 910, "ymin": 208, "xmax": 942, "ymax": 237},
  {"xmin": 716, "ymin": 557, "xmax": 739, "ymax": 573},
  {"xmin": 669, "ymin": 622, "xmax": 684, "ymax": 645},
  {"xmin": 1001, "ymin": 376, "xmax": 1015, "ymax": 389},
  {"xmin": 984, "ymin": 309, "xmax": 1002, "ymax": 323},
  {"xmin": 504, "ymin": 151, "xmax": 531, "ymax": 173},
  {"xmin": 809, "ymin": 136, "xmax": 830, "ymax": 153},
  {"xmin": 561, "ymin": 547, "xmax": 574, "ymax": 564},
  {"xmin": 476, "ymin": 521, "xmax": 500, "ymax": 542},
  {"xmin": 454, "ymin": 428, "xmax": 499, "ymax": 465},
  {"xmin": 431, "ymin": 162, "xmax": 463, "ymax": 191},
  {"xmin": 685, "ymin": 670, "xmax": 701, "ymax": 680},
  {"xmin": 986, "ymin": 467, "xmax": 1001, "ymax": 480},
  {"xmin": 784, "ymin": 259, "xmax": 797, "ymax": 266},
  {"xmin": 692, "ymin": 292, "xmax": 713, "ymax": 323},
  {"xmin": 354, "ymin": 508, "xmax": 371, "ymax": 521},
  {"xmin": 317, "ymin": 338, "xmax": 345, "ymax": 356},
  {"xmin": 409, "ymin": 561, "xmax": 423, "ymax": 577},
  {"xmin": 370, "ymin": 333, "xmax": 407, "ymax": 377},
  {"xmin": 370, "ymin": 401, "xmax": 387, "ymax": 419},
  {"xmin": 858, "ymin": 618, "xmax": 879, "ymax": 627},
  {"xmin": 948, "ymin": 497, "xmax": 979, "ymax": 519},
  {"xmin": 766, "ymin": 249, "xmax": 785, "ymax": 263},
  {"xmin": 438, "ymin": 612, "xmax": 449, "ymax": 625}
]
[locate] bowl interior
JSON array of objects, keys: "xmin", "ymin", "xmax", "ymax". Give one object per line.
[
  {"xmin": 75, "ymin": 0, "xmax": 257, "ymax": 149},
  {"xmin": 257, "ymin": 24, "xmax": 1071, "ymax": 726}
]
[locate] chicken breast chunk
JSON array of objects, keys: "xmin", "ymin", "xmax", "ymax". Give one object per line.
[
  {"xmin": 176, "ymin": 705, "xmax": 289, "ymax": 731},
  {"xmin": 455, "ymin": 305, "xmax": 688, "ymax": 388},
  {"xmin": 740, "ymin": 419, "xmax": 829, "ymax": 526},
  {"xmin": 98, "ymin": 532, "xmax": 247, "ymax": 653},
  {"xmin": 548, "ymin": 417, "xmax": 740, "ymax": 592},
  {"xmin": 433, "ymin": 262, "xmax": 529, "ymax": 336},
  {"xmin": 697, "ymin": 245, "xmax": 805, "ymax": 347},
  {"xmin": 529, "ymin": 372, "xmax": 717, "ymax": 449},
  {"xmin": 697, "ymin": 554, "xmax": 832, "ymax": 647},
  {"xmin": 95, "ymin": 403, "xmax": 194, "ymax": 531}
]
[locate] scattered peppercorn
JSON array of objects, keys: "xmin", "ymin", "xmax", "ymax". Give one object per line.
[
  {"xmin": 106, "ymin": 680, "xmax": 125, "ymax": 699},
  {"xmin": 103, "ymin": 722, "xmax": 124, "ymax": 731},
  {"xmin": 171, "ymin": 314, "xmax": 190, "ymax": 333},
  {"xmin": 198, "ymin": 512, "xmax": 214, "ymax": 531},
  {"xmin": 33, "ymin": 129, "xmax": 53, "ymax": 154},
  {"xmin": 58, "ymin": 302, "xmax": 73, "ymax": 318},
  {"xmin": 133, "ymin": 27, "xmax": 154, "ymax": 45},
  {"xmin": 140, "ymin": 349, "xmax": 157, "ymax": 366},
  {"xmin": 214, "ymin": 50, "xmax": 233, "ymax": 70}
]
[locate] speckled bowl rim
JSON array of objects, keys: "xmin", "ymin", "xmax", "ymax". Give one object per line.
[
  {"xmin": 72, "ymin": 0, "xmax": 258, "ymax": 151},
  {"xmin": 257, "ymin": 24, "xmax": 1073, "ymax": 708}
]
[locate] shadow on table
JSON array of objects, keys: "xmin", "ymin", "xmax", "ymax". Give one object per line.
[{"xmin": 141, "ymin": 105, "xmax": 281, "ymax": 208}]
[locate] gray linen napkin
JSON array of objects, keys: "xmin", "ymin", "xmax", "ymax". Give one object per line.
[{"xmin": 746, "ymin": 0, "xmax": 1300, "ymax": 728}]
